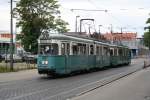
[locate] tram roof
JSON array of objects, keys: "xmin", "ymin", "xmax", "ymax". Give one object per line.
[{"xmin": 39, "ymin": 32, "xmax": 128, "ymax": 48}]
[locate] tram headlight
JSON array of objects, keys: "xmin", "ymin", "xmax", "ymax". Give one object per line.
[
  {"xmin": 45, "ymin": 61, "xmax": 48, "ymax": 65},
  {"xmin": 42, "ymin": 61, "xmax": 48, "ymax": 65}
]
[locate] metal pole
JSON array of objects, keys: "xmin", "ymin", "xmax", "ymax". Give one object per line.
[
  {"xmin": 80, "ymin": 19, "xmax": 82, "ymax": 33},
  {"xmin": 75, "ymin": 16, "xmax": 79, "ymax": 32},
  {"xmin": 99, "ymin": 25, "xmax": 102, "ymax": 34},
  {"xmin": 110, "ymin": 24, "xmax": 113, "ymax": 33},
  {"xmin": 10, "ymin": 0, "xmax": 14, "ymax": 70},
  {"xmin": 88, "ymin": 24, "xmax": 91, "ymax": 34},
  {"xmin": 15, "ymin": 24, "xmax": 17, "ymax": 54}
]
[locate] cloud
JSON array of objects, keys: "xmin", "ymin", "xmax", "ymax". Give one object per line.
[
  {"xmin": 0, "ymin": 5, "xmax": 10, "ymax": 31},
  {"xmin": 58, "ymin": 0, "xmax": 150, "ymax": 36},
  {"xmin": 0, "ymin": 0, "xmax": 149, "ymax": 37}
]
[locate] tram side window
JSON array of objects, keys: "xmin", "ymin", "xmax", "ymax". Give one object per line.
[
  {"xmin": 67, "ymin": 43, "xmax": 70, "ymax": 55},
  {"xmin": 90, "ymin": 45, "xmax": 94, "ymax": 55},
  {"xmin": 96, "ymin": 46, "xmax": 99, "ymax": 55},
  {"xmin": 123, "ymin": 49, "xmax": 125, "ymax": 56},
  {"xmin": 86, "ymin": 44, "xmax": 89, "ymax": 55},
  {"xmin": 110, "ymin": 49, "xmax": 114, "ymax": 56},
  {"xmin": 72, "ymin": 43, "xmax": 86, "ymax": 55},
  {"xmin": 118, "ymin": 49, "xmax": 123, "ymax": 56},
  {"xmin": 99, "ymin": 46, "xmax": 102, "ymax": 55},
  {"xmin": 96, "ymin": 45, "xmax": 102, "ymax": 55},
  {"xmin": 61, "ymin": 43, "xmax": 70, "ymax": 55},
  {"xmin": 40, "ymin": 44, "xmax": 58, "ymax": 55},
  {"xmin": 72, "ymin": 45, "xmax": 78, "ymax": 55},
  {"xmin": 61, "ymin": 43, "xmax": 65, "ymax": 55},
  {"xmin": 114, "ymin": 48, "xmax": 118, "ymax": 56},
  {"xmin": 78, "ymin": 44, "xmax": 86, "ymax": 55},
  {"xmin": 103, "ymin": 47, "xmax": 108, "ymax": 56}
]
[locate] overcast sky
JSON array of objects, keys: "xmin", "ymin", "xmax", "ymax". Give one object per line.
[{"xmin": 0, "ymin": 0, "xmax": 150, "ymax": 37}]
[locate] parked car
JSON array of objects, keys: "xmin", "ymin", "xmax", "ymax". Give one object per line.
[
  {"xmin": 22, "ymin": 52, "xmax": 37, "ymax": 63},
  {"xmin": 1, "ymin": 54, "xmax": 6, "ymax": 60},
  {"xmin": 5, "ymin": 54, "xmax": 22, "ymax": 63}
]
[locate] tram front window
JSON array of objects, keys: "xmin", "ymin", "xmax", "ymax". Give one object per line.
[{"xmin": 40, "ymin": 44, "xmax": 58, "ymax": 55}]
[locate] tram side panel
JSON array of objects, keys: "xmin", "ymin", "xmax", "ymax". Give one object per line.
[
  {"xmin": 95, "ymin": 55, "xmax": 103, "ymax": 68},
  {"xmin": 66, "ymin": 55, "xmax": 89, "ymax": 73},
  {"xmin": 37, "ymin": 51, "xmax": 131, "ymax": 75},
  {"xmin": 110, "ymin": 48, "xmax": 131, "ymax": 66},
  {"xmin": 102, "ymin": 55, "xmax": 111, "ymax": 67}
]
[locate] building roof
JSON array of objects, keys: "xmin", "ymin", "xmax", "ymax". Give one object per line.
[
  {"xmin": 0, "ymin": 33, "xmax": 16, "ymax": 43},
  {"xmin": 103, "ymin": 32, "xmax": 137, "ymax": 41}
]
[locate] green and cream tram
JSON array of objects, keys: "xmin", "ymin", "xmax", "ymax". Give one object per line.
[{"xmin": 37, "ymin": 33, "xmax": 131, "ymax": 75}]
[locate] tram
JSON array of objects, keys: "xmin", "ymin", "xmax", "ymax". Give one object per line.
[{"xmin": 37, "ymin": 32, "xmax": 131, "ymax": 75}]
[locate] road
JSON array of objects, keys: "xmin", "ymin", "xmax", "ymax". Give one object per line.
[
  {"xmin": 71, "ymin": 64, "xmax": 150, "ymax": 100},
  {"xmin": 0, "ymin": 58, "xmax": 146, "ymax": 100}
]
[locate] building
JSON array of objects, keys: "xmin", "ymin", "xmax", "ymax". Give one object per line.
[
  {"xmin": 0, "ymin": 32, "xmax": 23, "ymax": 54},
  {"xmin": 103, "ymin": 32, "xmax": 149, "ymax": 58}
]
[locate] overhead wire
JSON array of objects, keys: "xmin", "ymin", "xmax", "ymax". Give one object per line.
[
  {"xmin": 60, "ymin": 0, "xmax": 147, "ymax": 33},
  {"xmin": 87, "ymin": 0, "xmax": 129, "ymax": 26},
  {"xmin": 86, "ymin": 0, "xmax": 146, "ymax": 32}
]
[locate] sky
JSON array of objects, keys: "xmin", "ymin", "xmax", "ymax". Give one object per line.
[{"xmin": 0, "ymin": 0, "xmax": 150, "ymax": 37}]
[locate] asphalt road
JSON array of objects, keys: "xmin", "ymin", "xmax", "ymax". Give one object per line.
[
  {"xmin": 0, "ymin": 58, "xmax": 146, "ymax": 100},
  {"xmin": 71, "ymin": 65, "xmax": 150, "ymax": 100}
]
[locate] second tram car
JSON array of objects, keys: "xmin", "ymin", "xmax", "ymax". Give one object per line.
[{"xmin": 37, "ymin": 32, "xmax": 131, "ymax": 75}]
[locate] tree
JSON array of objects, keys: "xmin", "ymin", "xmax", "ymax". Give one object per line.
[
  {"xmin": 144, "ymin": 16, "xmax": 150, "ymax": 49},
  {"xmin": 14, "ymin": 0, "xmax": 69, "ymax": 53}
]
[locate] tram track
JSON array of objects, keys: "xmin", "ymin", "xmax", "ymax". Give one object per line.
[
  {"xmin": 45, "ymin": 62, "xmax": 144, "ymax": 100},
  {"xmin": 0, "ymin": 58, "xmax": 145, "ymax": 100}
]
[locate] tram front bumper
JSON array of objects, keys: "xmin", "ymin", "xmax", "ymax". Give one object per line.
[{"xmin": 38, "ymin": 67, "xmax": 55, "ymax": 74}]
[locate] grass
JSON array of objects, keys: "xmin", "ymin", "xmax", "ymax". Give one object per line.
[
  {"xmin": 0, "ymin": 66, "xmax": 17, "ymax": 73},
  {"xmin": 0, "ymin": 63, "xmax": 37, "ymax": 73}
]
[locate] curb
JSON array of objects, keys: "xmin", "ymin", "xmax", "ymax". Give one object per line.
[{"xmin": 75, "ymin": 68, "xmax": 142, "ymax": 97}]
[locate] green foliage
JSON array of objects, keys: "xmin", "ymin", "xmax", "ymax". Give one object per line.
[
  {"xmin": 143, "ymin": 32, "xmax": 150, "ymax": 49},
  {"xmin": 55, "ymin": 17, "xmax": 69, "ymax": 33},
  {"xmin": 14, "ymin": 0, "xmax": 69, "ymax": 53},
  {"xmin": 144, "ymin": 15, "xmax": 150, "ymax": 49}
]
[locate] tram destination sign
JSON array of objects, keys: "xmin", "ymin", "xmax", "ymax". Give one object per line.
[
  {"xmin": 40, "ymin": 32, "xmax": 49, "ymax": 39},
  {"xmin": 40, "ymin": 40, "xmax": 52, "ymax": 43}
]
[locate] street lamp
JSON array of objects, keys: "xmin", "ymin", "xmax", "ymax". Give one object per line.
[
  {"xmin": 9, "ymin": 0, "xmax": 18, "ymax": 70},
  {"xmin": 75, "ymin": 16, "xmax": 80, "ymax": 32},
  {"xmin": 98, "ymin": 25, "xmax": 102, "ymax": 34},
  {"xmin": 10, "ymin": 0, "xmax": 14, "ymax": 70},
  {"xmin": 110, "ymin": 24, "xmax": 113, "ymax": 33}
]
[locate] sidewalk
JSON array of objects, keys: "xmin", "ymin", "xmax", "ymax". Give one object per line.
[
  {"xmin": 0, "ymin": 69, "xmax": 38, "ymax": 83},
  {"xmin": 71, "ymin": 67, "xmax": 150, "ymax": 100}
]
